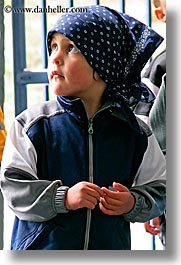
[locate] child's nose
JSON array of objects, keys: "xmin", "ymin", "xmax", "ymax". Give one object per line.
[{"xmin": 51, "ymin": 49, "xmax": 63, "ymax": 65}]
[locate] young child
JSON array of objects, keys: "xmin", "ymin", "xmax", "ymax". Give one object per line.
[{"xmin": 0, "ymin": 5, "xmax": 166, "ymax": 250}]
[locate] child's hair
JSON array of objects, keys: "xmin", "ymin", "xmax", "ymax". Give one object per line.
[{"xmin": 47, "ymin": 5, "xmax": 163, "ymax": 107}]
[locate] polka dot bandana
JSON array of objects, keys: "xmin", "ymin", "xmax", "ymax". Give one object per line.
[{"xmin": 47, "ymin": 5, "xmax": 163, "ymax": 106}]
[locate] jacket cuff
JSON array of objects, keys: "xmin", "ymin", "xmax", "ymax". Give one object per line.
[
  {"xmin": 123, "ymin": 192, "xmax": 144, "ymax": 222},
  {"xmin": 54, "ymin": 186, "xmax": 69, "ymax": 213}
]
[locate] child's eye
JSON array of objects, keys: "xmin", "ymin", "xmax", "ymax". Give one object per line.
[
  {"xmin": 68, "ymin": 44, "xmax": 79, "ymax": 54},
  {"xmin": 50, "ymin": 44, "xmax": 58, "ymax": 54}
]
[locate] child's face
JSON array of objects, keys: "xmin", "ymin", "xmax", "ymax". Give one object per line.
[{"xmin": 48, "ymin": 33, "xmax": 104, "ymax": 100}]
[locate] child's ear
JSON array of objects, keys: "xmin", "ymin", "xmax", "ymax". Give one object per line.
[
  {"xmin": 154, "ymin": 7, "xmax": 166, "ymax": 23},
  {"xmin": 93, "ymin": 70, "xmax": 100, "ymax": 81}
]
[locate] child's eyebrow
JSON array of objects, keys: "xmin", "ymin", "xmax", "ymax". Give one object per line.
[{"xmin": 50, "ymin": 35, "xmax": 74, "ymax": 46}]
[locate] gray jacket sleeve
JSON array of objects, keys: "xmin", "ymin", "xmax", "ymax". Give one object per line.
[
  {"xmin": 0, "ymin": 119, "xmax": 69, "ymax": 222},
  {"xmin": 123, "ymin": 133, "xmax": 166, "ymax": 223}
]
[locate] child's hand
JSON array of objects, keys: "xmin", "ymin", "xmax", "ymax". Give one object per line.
[
  {"xmin": 65, "ymin": 181, "xmax": 104, "ymax": 210},
  {"xmin": 99, "ymin": 182, "xmax": 135, "ymax": 215}
]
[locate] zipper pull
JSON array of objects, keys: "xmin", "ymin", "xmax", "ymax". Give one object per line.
[{"xmin": 88, "ymin": 119, "xmax": 93, "ymax": 134}]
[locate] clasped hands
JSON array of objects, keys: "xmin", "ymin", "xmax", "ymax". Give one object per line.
[{"xmin": 65, "ymin": 181, "xmax": 135, "ymax": 215}]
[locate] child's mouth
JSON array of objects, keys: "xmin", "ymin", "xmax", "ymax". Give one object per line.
[{"xmin": 52, "ymin": 70, "xmax": 64, "ymax": 79}]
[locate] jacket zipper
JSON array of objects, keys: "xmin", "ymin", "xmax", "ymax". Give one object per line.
[
  {"xmin": 83, "ymin": 104, "xmax": 111, "ymax": 250},
  {"xmin": 84, "ymin": 118, "xmax": 94, "ymax": 250}
]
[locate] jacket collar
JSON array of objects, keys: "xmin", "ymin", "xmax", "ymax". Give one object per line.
[{"xmin": 57, "ymin": 96, "xmax": 143, "ymax": 135}]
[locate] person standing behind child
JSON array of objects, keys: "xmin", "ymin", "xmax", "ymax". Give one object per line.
[
  {"xmin": 144, "ymin": 74, "xmax": 166, "ymax": 248},
  {"xmin": 142, "ymin": 0, "xmax": 166, "ymax": 249},
  {"xmin": 0, "ymin": 5, "xmax": 166, "ymax": 250}
]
